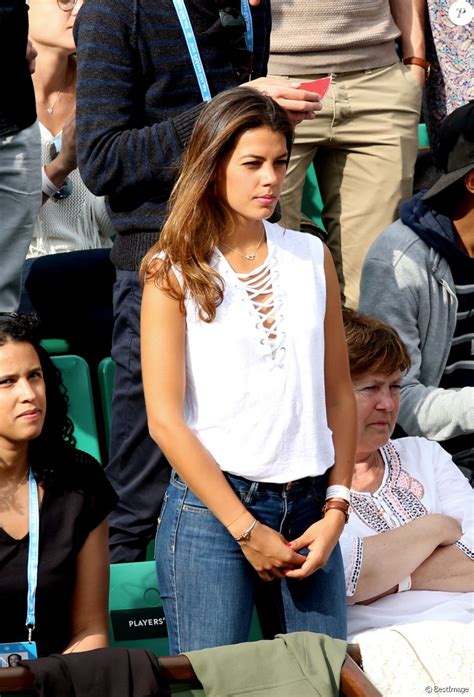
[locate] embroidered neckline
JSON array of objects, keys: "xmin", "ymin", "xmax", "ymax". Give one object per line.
[{"xmin": 350, "ymin": 440, "xmax": 426, "ymax": 532}]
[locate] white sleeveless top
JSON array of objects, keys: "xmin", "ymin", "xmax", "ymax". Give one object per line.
[{"xmin": 178, "ymin": 221, "xmax": 334, "ymax": 482}]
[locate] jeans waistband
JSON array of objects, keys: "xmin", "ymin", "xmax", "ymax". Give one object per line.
[{"xmin": 225, "ymin": 472, "xmax": 327, "ymax": 494}]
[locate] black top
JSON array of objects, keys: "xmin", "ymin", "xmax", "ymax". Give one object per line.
[
  {"xmin": 0, "ymin": 0, "xmax": 36, "ymax": 135},
  {"xmin": 0, "ymin": 451, "xmax": 117, "ymax": 657}
]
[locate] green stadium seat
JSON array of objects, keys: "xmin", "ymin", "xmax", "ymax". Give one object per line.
[
  {"xmin": 301, "ymin": 164, "xmax": 325, "ymax": 233},
  {"xmin": 39, "ymin": 338, "xmax": 71, "ymax": 355},
  {"xmin": 51, "ymin": 354, "xmax": 101, "ymax": 463},
  {"xmin": 418, "ymin": 123, "xmax": 430, "ymax": 149},
  {"xmin": 97, "ymin": 356, "xmax": 116, "ymax": 449}
]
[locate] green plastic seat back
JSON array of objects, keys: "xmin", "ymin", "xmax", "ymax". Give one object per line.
[
  {"xmin": 97, "ymin": 357, "xmax": 116, "ymax": 449},
  {"xmin": 109, "ymin": 561, "xmax": 169, "ymax": 654},
  {"xmin": 51, "ymin": 355, "xmax": 101, "ymax": 463},
  {"xmin": 39, "ymin": 338, "xmax": 71, "ymax": 355},
  {"xmin": 301, "ymin": 164, "xmax": 325, "ymax": 232},
  {"xmin": 418, "ymin": 123, "xmax": 429, "ymax": 148},
  {"xmin": 109, "ymin": 561, "xmax": 263, "ymax": 655}
]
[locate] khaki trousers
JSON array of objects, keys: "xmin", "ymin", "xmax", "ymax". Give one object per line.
[{"xmin": 274, "ymin": 62, "xmax": 422, "ymax": 307}]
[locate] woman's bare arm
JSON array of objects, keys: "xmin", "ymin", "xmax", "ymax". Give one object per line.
[
  {"xmin": 286, "ymin": 246, "xmax": 357, "ymax": 579},
  {"xmin": 411, "ymin": 544, "xmax": 474, "ymax": 592},
  {"xmin": 64, "ymin": 519, "xmax": 110, "ymax": 653},
  {"xmin": 350, "ymin": 514, "xmax": 462, "ymax": 604}
]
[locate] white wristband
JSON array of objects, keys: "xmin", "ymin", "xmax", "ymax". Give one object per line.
[
  {"xmin": 397, "ymin": 575, "xmax": 412, "ymax": 592},
  {"xmin": 41, "ymin": 165, "xmax": 61, "ymax": 198},
  {"xmin": 326, "ymin": 485, "xmax": 351, "ymax": 503}
]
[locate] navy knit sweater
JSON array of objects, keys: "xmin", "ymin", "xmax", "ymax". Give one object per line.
[{"xmin": 74, "ymin": 0, "xmax": 271, "ymax": 271}]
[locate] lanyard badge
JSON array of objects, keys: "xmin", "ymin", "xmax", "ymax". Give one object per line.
[
  {"xmin": 173, "ymin": 0, "xmax": 254, "ymax": 102},
  {"xmin": 0, "ymin": 470, "xmax": 39, "ymax": 663}
]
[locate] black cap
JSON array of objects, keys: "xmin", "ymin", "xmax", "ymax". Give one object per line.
[{"xmin": 422, "ymin": 101, "xmax": 474, "ymax": 206}]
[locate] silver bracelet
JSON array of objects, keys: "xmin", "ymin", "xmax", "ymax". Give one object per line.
[{"xmin": 234, "ymin": 519, "xmax": 257, "ymax": 543}]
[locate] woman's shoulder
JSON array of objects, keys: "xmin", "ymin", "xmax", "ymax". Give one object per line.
[
  {"xmin": 389, "ymin": 436, "xmax": 447, "ymax": 459},
  {"xmin": 386, "ymin": 437, "xmax": 453, "ymax": 483},
  {"xmin": 265, "ymin": 221, "xmax": 324, "ymax": 260},
  {"xmin": 47, "ymin": 447, "xmax": 118, "ymax": 527},
  {"xmin": 50, "ymin": 447, "xmax": 116, "ymax": 498}
]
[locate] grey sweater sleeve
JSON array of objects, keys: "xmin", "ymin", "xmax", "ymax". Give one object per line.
[{"xmin": 359, "ymin": 245, "xmax": 474, "ymax": 442}]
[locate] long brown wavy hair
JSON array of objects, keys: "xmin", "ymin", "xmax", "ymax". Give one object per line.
[{"xmin": 140, "ymin": 87, "xmax": 293, "ymax": 322}]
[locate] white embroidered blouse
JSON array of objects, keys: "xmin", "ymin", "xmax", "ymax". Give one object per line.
[{"xmin": 340, "ymin": 437, "xmax": 474, "ymax": 641}]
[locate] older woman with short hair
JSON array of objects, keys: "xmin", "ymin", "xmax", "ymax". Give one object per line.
[{"xmin": 339, "ymin": 309, "xmax": 473, "ymax": 695}]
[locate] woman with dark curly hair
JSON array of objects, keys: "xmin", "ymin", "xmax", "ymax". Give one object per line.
[{"xmin": 0, "ymin": 313, "xmax": 117, "ymax": 657}]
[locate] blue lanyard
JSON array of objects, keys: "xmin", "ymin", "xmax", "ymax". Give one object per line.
[
  {"xmin": 173, "ymin": 0, "xmax": 254, "ymax": 102},
  {"xmin": 26, "ymin": 469, "xmax": 39, "ymax": 642},
  {"xmin": 240, "ymin": 0, "xmax": 253, "ymax": 53}
]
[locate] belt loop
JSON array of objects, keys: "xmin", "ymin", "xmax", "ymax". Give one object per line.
[{"xmin": 243, "ymin": 480, "xmax": 259, "ymax": 504}]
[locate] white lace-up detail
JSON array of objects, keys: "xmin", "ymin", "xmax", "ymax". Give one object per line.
[
  {"xmin": 236, "ymin": 256, "xmax": 286, "ymax": 364},
  {"xmin": 177, "ymin": 220, "xmax": 334, "ymax": 482}
]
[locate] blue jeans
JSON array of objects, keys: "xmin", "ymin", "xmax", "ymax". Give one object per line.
[
  {"xmin": 156, "ymin": 470, "xmax": 347, "ymax": 654},
  {"xmin": 0, "ymin": 121, "xmax": 41, "ymax": 311}
]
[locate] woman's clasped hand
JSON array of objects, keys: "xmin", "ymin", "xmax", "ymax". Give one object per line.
[{"xmin": 234, "ymin": 521, "xmax": 307, "ymax": 581}]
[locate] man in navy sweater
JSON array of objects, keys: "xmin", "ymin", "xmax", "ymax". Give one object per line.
[{"xmin": 75, "ymin": 0, "xmax": 320, "ymax": 562}]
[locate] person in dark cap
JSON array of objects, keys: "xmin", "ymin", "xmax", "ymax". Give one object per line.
[{"xmin": 358, "ymin": 101, "xmax": 474, "ymax": 480}]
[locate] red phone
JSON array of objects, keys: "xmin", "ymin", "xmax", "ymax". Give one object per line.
[{"xmin": 298, "ymin": 77, "xmax": 331, "ymax": 100}]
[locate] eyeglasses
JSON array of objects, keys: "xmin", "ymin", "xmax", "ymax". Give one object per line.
[{"xmin": 56, "ymin": 0, "xmax": 79, "ymax": 12}]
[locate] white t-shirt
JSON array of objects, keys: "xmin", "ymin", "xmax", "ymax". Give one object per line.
[
  {"xmin": 177, "ymin": 221, "xmax": 335, "ymax": 482},
  {"xmin": 340, "ymin": 437, "xmax": 474, "ymax": 641}
]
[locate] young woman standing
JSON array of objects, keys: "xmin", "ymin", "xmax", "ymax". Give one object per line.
[{"xmin": 140, "ymin": 88, "xmax": 356, "ymax": 654}]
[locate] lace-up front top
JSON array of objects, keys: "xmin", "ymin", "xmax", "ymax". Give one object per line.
[
  {"xmin": 176, "ymin": 221, "xmax": 335, "ymax": 483},
  {"xmin": 235, "ymin": 255, "xmax": 285, "ymax": 365}
]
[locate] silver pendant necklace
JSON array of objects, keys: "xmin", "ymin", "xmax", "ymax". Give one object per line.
[
  {"xmin": 220, "ymin": 226, "xmax": 265, "ymax": 261},
  {"xmin": 39, "ymin": 69, "xmax": 69, "ymax": 115}
]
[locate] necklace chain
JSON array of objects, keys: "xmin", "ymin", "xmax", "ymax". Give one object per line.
[
  {"xmin": 220, "ymin": 226, "xmax": 265, "ymax": 261},
  {"xmin": 0, "ymin": 469, "xmax": 29, "ymax": 502},
  {"xmin": 38, "ymin": 68, "xmax": 69, "ymax": 115}
]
